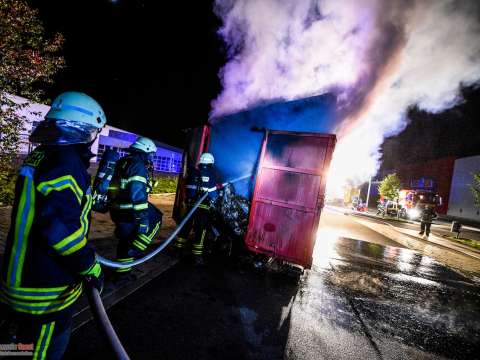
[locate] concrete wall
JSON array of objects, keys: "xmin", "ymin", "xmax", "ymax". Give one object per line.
[{"xmin": 448, "ymin": 155, "xmax": 480, "ymax": 221}]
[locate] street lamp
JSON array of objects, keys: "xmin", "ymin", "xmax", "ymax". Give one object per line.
[{"xmin": 366, "ymin": 177, "xmax": 372, "ymax": 211}]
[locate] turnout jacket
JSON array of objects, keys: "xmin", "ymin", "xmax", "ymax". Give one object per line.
[
  {"xmin": 420, "ymin": 206, "xmax": 436, "ymax": 223},
  {"xmin": 185, "ymin": 165, "xmax": 217, "ymax": 208},
  {"xmin": 108, "ymin": 151, "xmax": 150, "ymax": 229},
  {"xmin": 0, "ymin": 145, "xmax": 97, "ymax": 316}
]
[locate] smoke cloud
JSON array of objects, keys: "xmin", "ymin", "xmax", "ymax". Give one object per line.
[{"xmin": 212, "ymin": 0, "xmax": 480, "ymax": 196}]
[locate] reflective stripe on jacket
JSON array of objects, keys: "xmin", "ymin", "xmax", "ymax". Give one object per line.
[
  {"xmin": 0, "ymin": 145, "xmax": 97, "ymax": 315},
  {"xmin": 108, "ymin": 151, "xmax": 150, "ymax": 224},
  {"xmin": 185, "ymin": 165, "xmax": 217, "ymax": 206}
]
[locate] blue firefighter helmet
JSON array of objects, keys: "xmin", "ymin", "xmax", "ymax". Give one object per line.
[{"xmin": 30, "ymin": 92, "xmax": 106, "ymax": 145}]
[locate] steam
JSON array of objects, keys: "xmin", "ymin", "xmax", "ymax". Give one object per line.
[{"xmin": 212, "ymin": 0, "xmax": 480, "ymax": 196}]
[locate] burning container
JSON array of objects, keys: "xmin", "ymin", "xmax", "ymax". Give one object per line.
[
  {"xmin": 245, "ymin": 130, "xmax": 335, "ymax": 268},
  {"xmin": 175, "ymin": 94, "xmax": 337, "ymax": 269}
]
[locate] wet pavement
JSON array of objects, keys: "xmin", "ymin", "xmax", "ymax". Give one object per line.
[{"xmin": 65, "ymin": 210, "xmax": 480, "ymax": 359}]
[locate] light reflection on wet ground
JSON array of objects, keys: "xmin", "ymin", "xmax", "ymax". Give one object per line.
[{"xmin": 286, "ymin": 225, "xmax": 480, "ymax": 359}]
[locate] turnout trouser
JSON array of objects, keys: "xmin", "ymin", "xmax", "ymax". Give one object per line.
[
  {"xmin": 420, "ymin": 221, "xmax": 432, "ymax": 236},
  {"xmin": 175, "ymin": 204, "xmax": 210, "ymax": 257},
  {"xmin": 0, "ymin": 305, "xmax": 74, "ymax": 360},
  {"xmin": 112, "ymin": 203, "xmax": 162, "ymax": 273}
]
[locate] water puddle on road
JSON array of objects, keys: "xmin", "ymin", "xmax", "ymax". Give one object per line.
[{"xmin": 327, "ymin": 270, "xmax": 387, "ymax": 296}]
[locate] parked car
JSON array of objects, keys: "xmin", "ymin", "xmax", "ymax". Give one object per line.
[{"xmin": 377, "ymin": 200, "xmax": 400, "ymax": 217}]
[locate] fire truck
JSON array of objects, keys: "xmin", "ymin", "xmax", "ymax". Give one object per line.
[{"xmin": 397, "ymin": 178, "xmax": 442, "ymax": 220}]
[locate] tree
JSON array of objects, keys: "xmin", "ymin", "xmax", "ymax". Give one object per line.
[
  {"xmin": 0, "ymin": 0, "xmax": 64, "ymax": 204},
  {"xmin": 378, "ymin": 173, "xmax": 401, "ymax": 202},
  {"xmin": 471, "ymin": 172, "xmax": 480, "ymax": 209}
]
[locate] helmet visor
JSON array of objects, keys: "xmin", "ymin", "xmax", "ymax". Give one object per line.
[{"xmin": 29, "ymin": 119, "xmax": 101, "ymax": 145}]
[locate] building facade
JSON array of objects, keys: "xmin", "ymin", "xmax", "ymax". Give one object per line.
[
  {"xmin": 91, "ymin": 126, "xmax": 182, "ymax": 173},
  {"xmin": 376, "ymin": 156, "xmax": 480, "ymax": 221},
  {"xmin": 393, "ymin": 157, "xmax": 457, "ymax": 215},
  {"xmin": 447, "ymin": 155, "xmax": 480, "ymax": 222},
  {"xmin": 14, "ymin": 95, "xmax": 182, "ymax": 174}
]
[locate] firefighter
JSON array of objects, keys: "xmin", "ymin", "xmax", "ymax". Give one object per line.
[
  {"xmin": 418, "ymin": 204, "xmax": 436, "ymax": 238},
  {"xmin": 174, "ymin": 152, "xmax": 219, "ymax": 266},
  {"xmin": 108, "ymin": 137, "xmax": 163, "ymax": 280},
  {"xmin": 0, "ymin": 92, "xmax": 105, "ymax": 359}
]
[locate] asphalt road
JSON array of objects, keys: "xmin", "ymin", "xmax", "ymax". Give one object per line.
[
  {"xmin": 393, "ymin": 218, "xmax": 480, "ymax": 241},
  {"xmin": 315, "ymin": 210, "xmax": 406, "ymax": 251},
  {"xmin": 65, "ymin": 210, "xmax": 480, "ymax": 360},
  {"xmin": 350, "ymin": 208, "xmax": 480, "ymax": 242}
]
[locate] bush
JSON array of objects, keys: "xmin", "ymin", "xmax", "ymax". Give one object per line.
[
  {"xmin": 0, "ymin": 168, "xmax": 17, "ymax": 206},
  {"xmin": 151, "ymin": 175, "xmax": 178, "ymax": 194},
  {"xmin": 0, "ymin": 0, "xmax": 65, "ymax": 178}
]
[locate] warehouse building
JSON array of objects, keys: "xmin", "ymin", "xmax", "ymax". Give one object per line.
[
  {"xmin": 91, "ymin": 125, "xmax": 182, "ymax": 173},
  {"xmin": 14, "ymin": 95, "xmax": 182, "ymax": 174},
  {"xmin": 369, "ymin": 155, "xmax": 480, "ymax": 222},
  {"xmin": 447, "ymin": 155, "xmax": 480, "ymax": 222}
]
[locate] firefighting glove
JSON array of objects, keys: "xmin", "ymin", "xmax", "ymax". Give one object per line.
[{"xmin": 81, "ymin": 262, "xmax": 104, "ymax": 294}]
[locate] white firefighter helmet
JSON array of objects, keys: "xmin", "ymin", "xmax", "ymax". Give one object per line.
[
  {"xmin": 199, "ymin": 152, "xmax": 214, "ymax": 165},
  {"xmin": 130, "ymin": 137, "xmax": 157, "ymax": 153},
  {"xmin": 30, "ymin": 91, "xmax": 106, "ymax": 145}
]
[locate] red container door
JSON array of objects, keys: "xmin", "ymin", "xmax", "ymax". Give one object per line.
[{"xmin": 245, "ymin": 130, "xmax": 336, "ymax": 268}]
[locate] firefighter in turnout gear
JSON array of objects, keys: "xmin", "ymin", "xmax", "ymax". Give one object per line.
[
  {"xmin": 174, "ymin": 152, "xmax": 218, "ymax": 266},
  {"xmin": 108, "ymin": 137, "xmax": 163, "ymax": 279},
  {"xmin": 0, "ymin": 92, "xmax": 105, "ymax": 359},
  {"xmin": 418, "ymin": 204, "xmax": 436, "ymax": 238}
]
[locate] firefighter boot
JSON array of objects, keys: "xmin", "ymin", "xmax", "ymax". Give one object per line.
[{"xmin": 172, "ymin": 237, "xmax": 188, "ymax": 259}]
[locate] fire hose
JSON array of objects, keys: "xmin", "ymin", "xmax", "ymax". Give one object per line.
[
  {"xmin": 85, "ymin": 174, "xmax": 251, "ymax": 359},
  {"xmin": 96, "ymin": 173, "xmax": 252, "ymax": 269},
  {"xmin": 85, "ymin": 284, "xmax": 130, "ymax": 360}
]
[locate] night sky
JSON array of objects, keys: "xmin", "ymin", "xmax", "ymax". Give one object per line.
[
  {"xmin": 28, "ymin": 0, "xmax": 224, "ymax": 148},
  {"xmin": 27, "ymin": 0, "xmax": 480, "ymax": 164},
  {"xmin": 381, "ymin": 85, "xmax": 480, "ymax": 169}
]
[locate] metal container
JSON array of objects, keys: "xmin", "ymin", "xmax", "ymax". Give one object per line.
[
  {"xmin": 245, "ymin": 130, "xmax": 336, "ymax": 269},
  {"xmin": 209, "ymin": 94, "xmax": 337, "ymax": 199},
  {"xmin": 173, "ymin": 95, "xmax": 338, "ymax": 268}
]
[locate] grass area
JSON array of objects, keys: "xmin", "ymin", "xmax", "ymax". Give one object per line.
[
  {"xmin": 443, "ymin": 235, "xmax": 480, "ymax": 250},
  {"xmin": 151, "ymin": 174, "xmax": 178, "ymax": 194}
]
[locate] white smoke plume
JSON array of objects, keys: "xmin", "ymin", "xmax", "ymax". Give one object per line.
[{"xmin": 212, "ymin": 0, "xmax": 480, "ymax": 196}]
